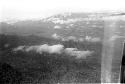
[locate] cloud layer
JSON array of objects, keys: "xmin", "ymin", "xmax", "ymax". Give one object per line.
[
  {"xmin": 52, "ymin": 33, "xmax": 101, "ymax": 42},
  {"xmin": 13, "ymin": 44, "xmax": 93, "ymax": 59}
]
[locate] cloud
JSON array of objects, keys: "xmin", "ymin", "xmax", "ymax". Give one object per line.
[
  {"xmin": 74, "ymin": 50, "xmax": 93, "ymax": 59},
  {"xmin": 66, "ymin": 36, "xmax": 77, "ymax": 41},
  {"xmin": 13, "ymin": 44, "xmax": 94, "ymax": 59},
  {"xmin": 102, "ymin": 15, "xmax": 125, "ymax": 21},
  {"xmin": 52, "ymin": 34, "xmax": 101, "ymax": 42},
  {"xmin": 37, "ymin": 44, "xmax": 64, "ymax": 54},
  {"xmin": 13, "ymin": 45, "xmax": 25, "ymax": 51},
  {"xmin": 52, "ymin": 33, "xmax": 61, "ymax": 40},
  {"xmin": 14, "ymin": 44, "xmax": 64, "ymax": 54},
  {"xmin": 25, "ymin": 45, "xmax": 38, "ymax": 52},
  {"xmin": 85, "ymin": 36, "xmax": 92, "ymax": 41},
  {"xmin": 90, "ymin": 37, "xmax": 101, "ymax": 42},
  {"xmin": 47, "ymin": 17, "xmax": 83, "ymax": 24},
  {"xmin": 64, "ymin": 48, "xmax": 93, "ymax": 59},
  {"xmin": 109, "ymin": 35, "xmax": 125, "ymax": 41},
  {"xmin": 85, "ymin": 36, "xmax": 101, "ymax": 42},
  {"xmin": 54, "ymin": 25, "xmax": 61, "ymax": 29},
  {"xmin": 78, "ymin": 38, "xmax": 84, "ymax": 42}
]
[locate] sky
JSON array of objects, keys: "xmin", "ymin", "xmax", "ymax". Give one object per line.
[{"xmin": 0, "ymin": 0, "xmax": 125, "ymax": 20}]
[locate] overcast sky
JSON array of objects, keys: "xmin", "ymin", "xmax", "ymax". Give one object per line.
[{"xmin": 0, "ymin": 0, "xmax": 125, "ymax": 20}]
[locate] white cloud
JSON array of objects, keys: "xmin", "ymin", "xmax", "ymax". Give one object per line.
[
  {"xmin": 66, "ymin": 24, "xmax": 74, "ymax": 28},
  {"xmin": 78, "ymin": 38, "xmax": 84, "ymax": 42},
  {"xmin": 52, "ymin": 33, "xmax": 61, "ymax": 40},
  {"xmin": 49, "ymin": 44, "xmax": 64, "ymax": 54},
  {"xmin": 36, "ymin": 44, "xmax": 64, "ymax": 54},
  {"xmin": 25, "ymin": 45, "xmax": 38, "ymax": 52},
  {"xmin": 85, "ymin": 36, "xmax": 101, "ymax": 42},
  {"xmin": 85, "ymin": 36, "xmax": 92, "ymax": 41},
  {"xmin": 103, "ymin": 15, "xmax": 125, "ymax": 21},
  {"xmin": 52, "ymin": 19, "xmax": 65, "ymax": 24},
  {"xmin": 72, "ymin": 50, "xmax": 93, "ymax": 59},
  {"xmin": 54, "ymin": 25, "xmax": 61, "ymax": 29},
  {"xmin": 51, "ymin": 18, "xmax": 82, "ymax": 24},
  {"xmin": 52, "ymin": 34, "xmax": 101, "ymax": 42},
  {"xmin": 13, "ymin": 45, "xmax": 25, "ymax": 51},
  {"xmin": 65, "ymin": 48, "xmax": 78, "ymax": 53},
  {"xmin": 109, "ymin": 35, "xmax": 125, "ymax": 41},
  {"xmin": 69, "ymin": 24, "xmax": 74, "ymax": 27},
  {"xmin": 91, "ymin": 37, "xmax": 101, "ymax": 42},
  {"xmin": 67, "ymin": 36, "xmax": 77, "ymax": 41},
  {"xmin": 64, "ymin": 48, "xmax": 93, "ymax": 59},
  {"xmin": 14, "ymin": 44, "xmax": 64, "ymax": 54},
  {"xmin": 13, "ymin": 44, "xmax": 94, "ymax": 59}
]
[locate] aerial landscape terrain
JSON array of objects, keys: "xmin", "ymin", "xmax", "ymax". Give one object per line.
[{"xmin": 0, "ymin": 12, "xmax": 125, "ymax": 83}]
